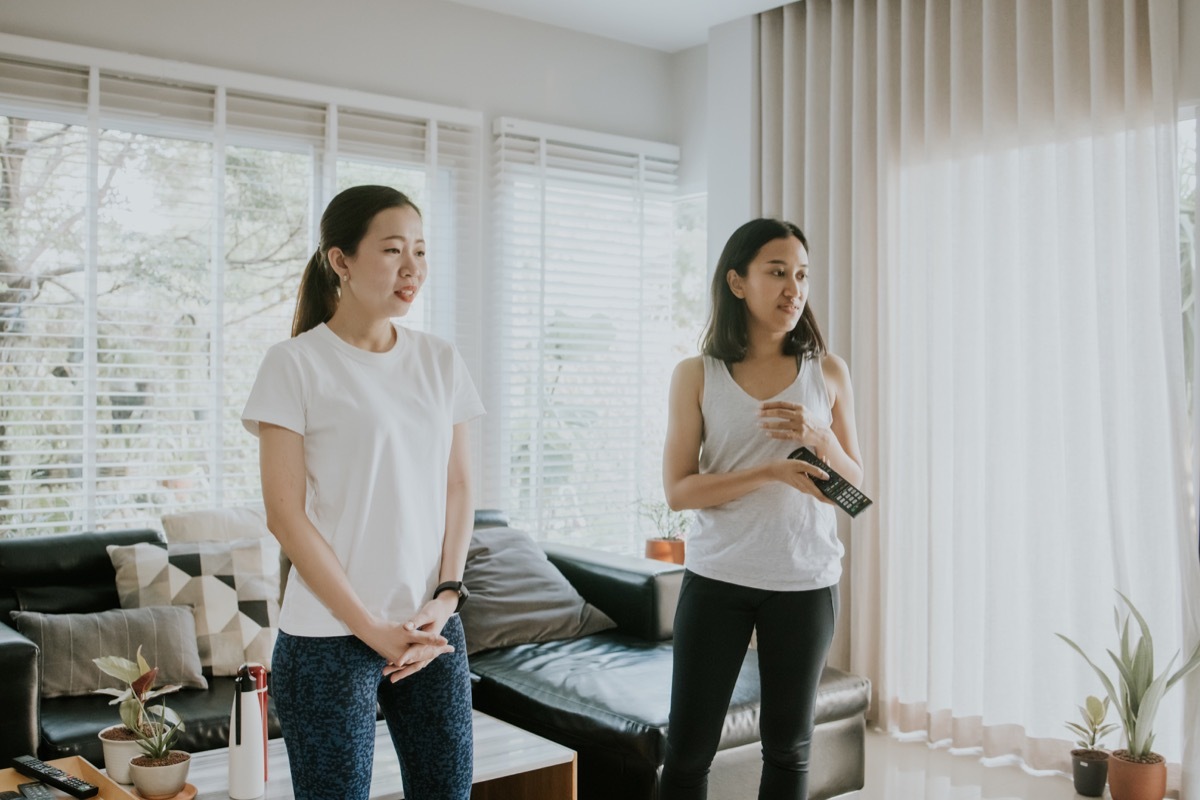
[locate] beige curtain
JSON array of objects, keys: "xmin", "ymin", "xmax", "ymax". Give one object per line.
[{"xmin": 758, "ymin": 0, "xmax": 1200, "ymax": 794}]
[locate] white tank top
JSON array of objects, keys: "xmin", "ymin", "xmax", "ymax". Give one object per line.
[{"xmin": 686, "ymin": 354, "xmax": 843, "ymax": 591}]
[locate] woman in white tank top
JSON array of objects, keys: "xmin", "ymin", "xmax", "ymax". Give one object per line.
[{"xmin": 659, "ymin": 218, "xmax": 864, "ymax": 800}]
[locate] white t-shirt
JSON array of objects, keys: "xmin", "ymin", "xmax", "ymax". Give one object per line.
[{"xmin": 241, "ymin": 322, "xmax": 485, "ymax": 637}]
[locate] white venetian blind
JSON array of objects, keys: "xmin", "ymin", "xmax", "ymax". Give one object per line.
[
  {"xmin": 0, "ymin": 57, "xmax": 91, "ymax": 535},
  {"xmin": 487, "ymin": 117, "xmax": 678, "ymax": 553},
  {"xmin": 221, "ymin": 92, "xmax": 323, "ymax": 509},
  {"xmin": 0, "ymin": 40, "xmax": 481, "ymax": 537},
  {"xmin": 93, "ymin": 72, "xmax": 217, "ymax": 525}
]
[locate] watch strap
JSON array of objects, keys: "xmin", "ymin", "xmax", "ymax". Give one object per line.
[{"xmin": 433, "ymin": 580, "xmax": 468, "ymax": 613}]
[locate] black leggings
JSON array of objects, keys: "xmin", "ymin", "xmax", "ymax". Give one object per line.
[{"xmin": 660, "ymin": 570, "xmax": 838, "ymax": 800}]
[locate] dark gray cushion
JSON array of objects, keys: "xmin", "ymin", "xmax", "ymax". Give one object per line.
[
  {"xmin": 460, "ymin": 526, "xmax": 616, "ymax": 655},
  {"xmin": 9, "ymin": 605, "xmax": 208, "ymax": 698}
]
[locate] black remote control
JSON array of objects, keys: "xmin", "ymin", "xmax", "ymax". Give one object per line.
[
  {"xmin": 10, "ymin": 756, "xmax": 98, "ymax": 799},
  {"xmin": 787, "ymin": 446, "xmax": 873, "ymax": 517},
  {"xmin": 18, "ymin": 784, "xmax": 56, "ymax": 800},
  {"xmin": 0, "ymin": 791, "xmax": 23, "ymax": 800}
]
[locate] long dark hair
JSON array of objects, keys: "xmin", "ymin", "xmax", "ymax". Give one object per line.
[
  {"xmin": 291, "ymin": 185, "xmax": 421, "ymax": 337},
  {"xmin": 699, "ymin": 218, "xmax": 826, "ymax": 362}
]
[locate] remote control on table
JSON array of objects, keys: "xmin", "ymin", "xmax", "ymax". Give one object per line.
[
  {"xmin": 9, "ymin": 757, "xmax": 98, "ymax": 799},
  {"xmin": 0, "ymin": 791, "xmax": 23, "ymax": 800},
  {"xmin": 787, "ymin": 446, "xmax": 873, "ymax": 517},
  {"xmin": 18, "ymin": 784, "xmax": 55, "ymax": 800}
]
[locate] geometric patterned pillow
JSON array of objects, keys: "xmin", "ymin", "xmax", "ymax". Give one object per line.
[{"xmin": 106, "ymin": 538, "xmax": 280, "ymax": 675}]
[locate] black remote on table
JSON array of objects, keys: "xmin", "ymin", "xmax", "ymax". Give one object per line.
[
  {"xmin": 0, "ymin": 791, "xmax": 23, "ymax": 800},
  {"xmin": 9, "ymin": 757, "xmax": 98, "ymax": 799},
  {"xmin": 18, "ymin": 784, "xmax": 56, "ymax": 800},
  {"xmin": 787, "ymin": 446, "xmax": 873, "ymax": 517}
]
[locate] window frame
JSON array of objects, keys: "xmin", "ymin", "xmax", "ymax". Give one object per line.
[{"xmin": 0, "ymin": 33, "xmax": 483, "ymax": 536}]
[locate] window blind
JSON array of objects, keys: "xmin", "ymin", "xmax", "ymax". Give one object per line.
[
  {"xmin": 0, "ymin": 43, "xmax": 480, "ymax": 536},
  {"xmin": 487, "ymin": 118, "xmax": 678, "ymax": 553}
]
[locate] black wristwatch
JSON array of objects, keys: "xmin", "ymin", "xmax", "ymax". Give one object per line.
[{"xmin": 433, "ymin": 580, "xmax": 469, "ymax": 613}]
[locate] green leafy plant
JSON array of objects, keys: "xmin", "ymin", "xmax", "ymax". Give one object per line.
[
  {"xmin": 1057, "ymin": 591, "xmax": 1200, "ymax": 761},
  {"xmin": 636, "ymin": 499, "xmax": 692, "ymax": 541},
  {"xmin": 1065, "ymin": 695, "xmax": 1118, "ymax": 751},
  {"xmin": 93, "ymin": 646, "xmax": 185, "ymax": 758},
  {"xmin": 132, "ymin": 699, "xmax": 184, "ymax": 760}
]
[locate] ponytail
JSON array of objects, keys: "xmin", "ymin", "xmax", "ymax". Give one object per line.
[{"xmin": 291, "ymin": 248, "xmax": 339, "ymax": 337}]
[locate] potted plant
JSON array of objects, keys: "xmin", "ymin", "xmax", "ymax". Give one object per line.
[
  {"xmin": 1057, "ymin": 591, "xmax": 1200, "ymax": 800},
  {"xmin": 126, "ymin": 698, "xmax": 190, "ymax": 800},
  {"xmin": 92, "ymin": 647, "xmax": 182, "ymax": 785},
  {"xmin": 637, "ymin": 499, "xmax": 691, "ymax": 564},
  {"xmin": 1065, "ymin": 695, "xmax": 1117, "ymax": 797}
]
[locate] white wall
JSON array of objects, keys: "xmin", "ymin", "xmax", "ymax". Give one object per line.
[
  {"xmin": 672, "ymin": 43, "xmax": 709, "ymax": 197},
  {"xmin": 705, "ymin": 16, "xmax": 759, "ymax": 268},
  {"xmin": 0, "ymin": 0, "xmax": 678, "ymax": 145}
]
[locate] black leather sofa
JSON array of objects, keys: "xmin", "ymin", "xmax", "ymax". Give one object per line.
[
  {"xmin": 1, "ymin": 515, "xmax": 870, "ymax": 800},
  {"xmin": 0, "ymin": 527, "xmax": 284, "ymax": 766},
  {"xmin": 468, "ymin": 512, "xmax": 871, "ymax": 800}
]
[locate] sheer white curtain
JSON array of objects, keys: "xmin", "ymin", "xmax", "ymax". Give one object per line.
[{"xmin": 758, "ymin": 0, "xmax": 1200, "ymax": 791}]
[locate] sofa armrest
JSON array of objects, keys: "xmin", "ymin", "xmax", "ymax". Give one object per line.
[
  {"xmin": 0, "ymin": 621, "xmax": 40, "ymax": 762},
  {"xmin": 542, "ymin": 543, "xmax": 684, "ymax": 641}
]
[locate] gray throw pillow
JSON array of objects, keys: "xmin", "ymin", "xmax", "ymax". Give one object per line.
[
  {"xmin": 9, "ymin": 605, "xmax": 208, "ymax": 698},
  {"xmin": 460, "ymin": 525, "xmax": 616, "ymax": 655}
]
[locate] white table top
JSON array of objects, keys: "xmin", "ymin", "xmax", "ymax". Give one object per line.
[{"xmin": 187, "ymin": 710, "xmax": 574, "ymax": 799}]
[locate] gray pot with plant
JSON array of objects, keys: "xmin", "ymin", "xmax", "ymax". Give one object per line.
[
  {"xmin": 1065, "ymin": 695, "xmax": 1117, "ymax": 797},
  {"xmin": 127, "ymin": 697, "xmax": 189, "ymax": 800},
  {"xmin": 1058, "ymin": 591, "xmax": 1200, "ymax": 800}
]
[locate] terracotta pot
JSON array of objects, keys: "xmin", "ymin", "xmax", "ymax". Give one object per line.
[
  {"xmin": 645, "ymin": 538, "xmax": 685, "ymax": 564},
  {"xmin": 1070, "ymin": 749, "xmax": 1109, "ymax": 797},
  {"xmin": 98, "ymin": 724, "xmax": 143, "ymax": 784},
  {"xmin": 129, "ymin": 751, "xmax": 190, "ymax": 800},
  {"xmin": 1107, "ymin": 750, "xmax": 1166, "ymax": 800}
]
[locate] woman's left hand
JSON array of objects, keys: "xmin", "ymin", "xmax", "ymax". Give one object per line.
[
  {"xmin": 758, "ymin": 401, "xmax": 828, "ymax": 448},
  {"xmin": 383, "ymin": 594, "xmax": 458, "ymax": 682}
]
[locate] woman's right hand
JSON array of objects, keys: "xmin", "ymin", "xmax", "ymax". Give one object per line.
[
  {"xmin": 356, "ymin": 616, "xmax": 453, "ymax": 680},
  {"xmin": 768, "ymin": 459, "xmax": 834, "ymax": 504}
]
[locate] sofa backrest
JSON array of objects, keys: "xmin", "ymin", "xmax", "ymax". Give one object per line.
[
  {"xmin": 0, "ymin": 529, "xmax": 164, "ymax": 619},
  {"xmin": 474, "ymin": 509, "xmax": 509, "ymax": 529},
  {"xmin": 543, "ymin": 542, "xmax": 684, "ymax": 641}
]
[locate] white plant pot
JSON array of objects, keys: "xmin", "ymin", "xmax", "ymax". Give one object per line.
[
  {"xmin": 98, "ymin": 725, "xmax": 143, "ymax": 785},
  {"xmin": 129, "ymin": 751, "xmax": 190, "ymax": 800}
]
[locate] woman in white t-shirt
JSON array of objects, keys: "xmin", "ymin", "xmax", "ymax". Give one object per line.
[
  {"xmin": 242, "ymin": 185, "xmax": 484, "ymax": 800},
  {"xmin": 659, "ymin": 218, "xmax": 864, "ymax": 800}
]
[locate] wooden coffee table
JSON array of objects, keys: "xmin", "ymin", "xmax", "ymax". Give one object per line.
[{"xmin": 187, "ymin": 710, "xmax": 576, "ymax": 799}]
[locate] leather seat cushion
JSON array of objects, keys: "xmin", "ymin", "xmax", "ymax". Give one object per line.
[
  {"xmin": 469, "ymin": 631, "xmax": 869, "ymax": 770},
  {"xmin": 39, "ymin": 678, "xmax": 281, "ymax": 765}
]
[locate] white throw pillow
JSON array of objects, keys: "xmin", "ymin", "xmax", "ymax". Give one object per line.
[{"xmin": 161, "ymin": 505, "xmax": 270, "ymax": 543}]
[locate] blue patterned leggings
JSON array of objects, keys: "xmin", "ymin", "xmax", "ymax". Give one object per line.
[{"xmin": 270, "ymin": 615, "xmax": 473, "ymax": 800}]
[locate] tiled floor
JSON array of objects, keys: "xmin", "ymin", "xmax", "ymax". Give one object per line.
[{"xmin": 841, "ymin": 728, "xmax": 1101, "ymax": 800}]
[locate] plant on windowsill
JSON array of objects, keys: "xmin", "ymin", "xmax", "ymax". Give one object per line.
[
  {"xmin": 637, "ymin": 498, "xmax": 691, "ymax": 564},
  {"xmin": 92, "ymin": 652, "xmax": 189, "ymax": 796},
  {"xmin": 1064, "ymin": 695, "xmax": 1117, "ymax": 797},
  {"xmin": 1057, "ymin": 591, "xmax": 1200, "ymax": 800},
  {"xmin": 92, "ymin": 647, "xmax": 183, "ymax": 786}
]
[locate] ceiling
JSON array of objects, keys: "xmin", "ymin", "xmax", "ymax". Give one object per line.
[{"xmin": 444, "ymin": 0, "xmax": 785, "ymax": 53}]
